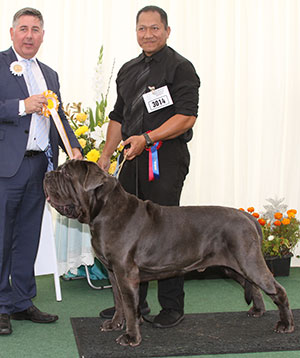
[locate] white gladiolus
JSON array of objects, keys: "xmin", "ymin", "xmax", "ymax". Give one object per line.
[{"xmin": 93, "ymin": 64, "xmax": 105, "ymax": 103}]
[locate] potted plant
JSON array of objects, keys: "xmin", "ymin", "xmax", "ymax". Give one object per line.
[{"xmin": 240, "ymin": 198, "xmax": 300, "ymax": 276}]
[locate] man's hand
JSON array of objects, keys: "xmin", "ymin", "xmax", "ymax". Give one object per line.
[
  {"xmin": 97, "ymin": 154, "xmax": 111, "ymax": 172},
  {"xmin": 24, "ymin": 94, "xmax": 48, "ymax": 114},
  {"xmin": 122, "ymin": 135, "xmax": 146, "ymax": 160},
  {"xmin": 72, "ymin": 147, "xmax": 83, "ymax": 160}
]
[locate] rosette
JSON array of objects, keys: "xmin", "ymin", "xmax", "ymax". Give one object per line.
[
  {"xmin": 42, "ymin": 90, "xmax": 74, "ymax": 159},
  {"xmin": 42, "ymin": 90, "xmax": 60, "ymax": 117},
  {"xmin": 10, "ymin": 61, "xmax": 25, "ymax": 76},
  {"xmin": 145, "ymin": 131, "xmax": 162, "ymax": 181}
]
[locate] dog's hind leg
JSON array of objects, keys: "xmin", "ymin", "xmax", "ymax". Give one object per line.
[
  {"xmin": 267, "ymin": 280, "xmax": 295, "ymax": 333},
  {"xmin": 245, "ymin": 281, "xmax": 266, "ymax": 317},
  {"xmin": 223, "ymin": 268, "xmax": 266, "ymax": 317},
  {"xmin": 239, "ymin": 259, "xmax": 294, "ymax": 333}
]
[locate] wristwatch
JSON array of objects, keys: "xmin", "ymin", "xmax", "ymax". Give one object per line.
[{"xmin": 142, "ymin": 132, "xmax": 154, "ymax": 148}]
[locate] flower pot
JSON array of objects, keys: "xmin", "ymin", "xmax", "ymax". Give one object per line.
[{"xmin": 264, "ymin": 254, "xmax": 293, "ymax": 277}]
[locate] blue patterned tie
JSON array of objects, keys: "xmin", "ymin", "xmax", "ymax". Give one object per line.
[
  {"xmin": 24, "ymin": 59, "xmax": 49, "ymax": 151},
  {"xmin": 24, "ymin": 59, "xmax": 53, "ymax": 171}
]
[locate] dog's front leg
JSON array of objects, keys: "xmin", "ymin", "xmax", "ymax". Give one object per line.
[
  {"xmin": 115, "ymin": 267, "xmax": 142, "ymax": 347},
  {"xmin": 100, "ymin": 270, "xmax": 125, "ymax": 331}
]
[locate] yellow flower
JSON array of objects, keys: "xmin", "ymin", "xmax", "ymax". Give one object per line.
[
  {"xmin": 86, "ymin": 149, "xmax": 100, "ymax": 162},
  {"xmin": 108, "ymin": 161, "xmax": 117, "ymax": 175},
  {"xmin": 75, "ymin": 112, "xmax": 88, "ymax": 122},
  {"xmin": 75, "ymin": 125, "xmax": 89, "ymax": 137},
  {"xmin": 78, "ymin": 138, "xmax": 86, "ymax": 148}
]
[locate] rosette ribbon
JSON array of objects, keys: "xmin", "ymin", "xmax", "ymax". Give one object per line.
[
  {"xmin": 42, "ymin": 90, "xmax": 74, "ymax": 159},
  {"xmin": 146, "ymin": 137, "xmax": 162, "ymax": 181}
]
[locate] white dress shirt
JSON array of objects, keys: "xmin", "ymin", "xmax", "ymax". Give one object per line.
[{"xmin": 13, "ymin": 47, "xmax": 50, "ymax": 151}]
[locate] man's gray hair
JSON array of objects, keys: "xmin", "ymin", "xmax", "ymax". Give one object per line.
[{"xmin": 12, "ymin": 7, "xmax": 44, "ymax": 28}]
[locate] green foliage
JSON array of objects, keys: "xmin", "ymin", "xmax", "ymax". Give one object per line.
[
  {"xmin": 242, "ymin": 198, "xmax": 300, "ymax": 258},
  {"xmin": 261, "ymin": 216, "xmax": 300, "ymax": 257}
]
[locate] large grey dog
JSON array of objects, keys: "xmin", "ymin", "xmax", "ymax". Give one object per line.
[{"xmin": 44, "ymin": 160, "xmax": 294, "ymax": 347}]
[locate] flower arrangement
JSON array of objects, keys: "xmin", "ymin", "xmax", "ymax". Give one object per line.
[
  {"xmin": 63, "ymin": 47, "xmax": 122, "ymax": 174},
  {"xmin": 240, "ymin": 198, "xmax": 300, "ymax": 258}
]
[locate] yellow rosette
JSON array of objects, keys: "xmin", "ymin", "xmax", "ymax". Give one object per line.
[
  {"xmin": 42, "ymin": 90, "xmax": 60, "ymax": 118},
  {"xmin": 42, "ymin": 90, "xmax": 74, "ymax": 159}
]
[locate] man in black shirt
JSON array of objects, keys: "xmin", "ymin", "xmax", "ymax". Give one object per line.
[{"xmin": 98, "ymin": 5, "xmax": 200, "ymax": 328}]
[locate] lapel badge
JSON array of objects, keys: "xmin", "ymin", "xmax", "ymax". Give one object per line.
[{"xmin": 10, "ymin": 61, "xmax": 25, "ymax": 76}]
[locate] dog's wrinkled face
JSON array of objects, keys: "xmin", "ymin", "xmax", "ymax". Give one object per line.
[{"xmin": 44, "ymin": 160, "xmax": 113, "ymax": 223}]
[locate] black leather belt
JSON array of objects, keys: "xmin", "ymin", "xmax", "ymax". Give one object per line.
[{"xmin": 24, "ymin": 150, "xmax": 43, "ymax": 157}]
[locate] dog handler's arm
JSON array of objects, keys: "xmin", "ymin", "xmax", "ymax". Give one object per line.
[
  {"xmin": 97, "ymin": 120, "xmax": 122, "ymax": 172},
  {"xmin": 72, "ymin": 147, "xmax": 83, "ymax": 160},
  {"xmin": 123, "ymin": 114, "xmax": 196, "ymax": 161}
]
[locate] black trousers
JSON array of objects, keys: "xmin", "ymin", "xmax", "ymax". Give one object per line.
[{"xmin": 119, "ymin": 138, "xmax": 190, "ymax": 313}]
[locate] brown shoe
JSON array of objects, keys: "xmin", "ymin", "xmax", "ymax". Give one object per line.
[
  {"xmin": 11, "ymin": 305, "xmax": 58, "ymax": 323},
  {"xmin": 0, "ymin": 314, "xmax": 12, "ymax": 335}
]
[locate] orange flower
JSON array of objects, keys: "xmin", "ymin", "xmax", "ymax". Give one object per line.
[
  {"xmin": 252, "ymin": 212, "xmax": 259, "ymax": 218},
  {"xmin": 274, "ymin": 220, "xmax": 281, "ymax": 226},
  {"xmin": 282, "ymin": 218, "xmax": 290, "ymax": 225},
  {"xmin": 274, "ymin": 212, "xmax": 283, "ymax": 220},
  {"xmin": 258, "ymin": 218, "xmax": 266, "ymax": 226},
  {"xmin": 239, "ymin": 208, "xmax": 245, "ymax": 211},
  {"xmin": 287, "ymin": 209, "xmax": 297, "ymax": 218},
  {"xmin": 247, "ymin": 207, "xmax": 255, "ymax": 213}
]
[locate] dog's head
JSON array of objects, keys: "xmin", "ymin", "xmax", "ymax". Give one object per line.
[{"xmin": 43, "ymin": 160, "xmax": 117, "ymax": 223}]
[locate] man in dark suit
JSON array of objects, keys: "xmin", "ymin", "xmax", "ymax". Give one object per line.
[{"xmin": 0, "ymin": 7, "xmax": 82, "ymax": 335}]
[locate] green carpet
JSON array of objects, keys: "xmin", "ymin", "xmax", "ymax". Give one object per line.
[{"xmin": 0, "ymin": 268, "xmax": 299, "ymax": 358}]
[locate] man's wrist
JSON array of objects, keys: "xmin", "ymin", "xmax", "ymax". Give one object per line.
[{"xmin": 142, "ymin": 132, "xmax": 154, "ymax": 148}]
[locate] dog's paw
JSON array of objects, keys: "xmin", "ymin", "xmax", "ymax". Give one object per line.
[
  {"xmin": 274, "ymin": 320, "xmax": 295, "ymax": 333},
  {"xmin": 100, "ymin": 319, "xmax": 124, "ymax": 331},
  {"xmin": 247, "ymin": 306, "xmax": 265, "ymax": 318},
  {"xmin": 116, "ymin": 333, "xmax": 141, "ymax": 347}
]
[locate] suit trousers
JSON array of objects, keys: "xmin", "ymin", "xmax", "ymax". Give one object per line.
[
  {"xmin": 0, "ymin": 152, "xmax": 48, "ymax": 314},
  {"xmin": 119, "ymin": 137, "xmax": 190, "ymax": 313}
]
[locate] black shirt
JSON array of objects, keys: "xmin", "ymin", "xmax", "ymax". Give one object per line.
[{"xmin": 109, "ymin": 45, "xmax": 200, "ymax": 141}]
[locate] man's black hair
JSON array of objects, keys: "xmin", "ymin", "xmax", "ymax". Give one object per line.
[{"xmin": 136, "ymin": 5, "xmax": 168, "ymax": 29}]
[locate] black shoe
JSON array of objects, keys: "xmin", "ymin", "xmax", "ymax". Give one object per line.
[
  {"xmin": 0, "ymin": 314, "xmax": 12, "ymax": 335},
  {"xmin": 153, "ymin": 309, "xmax": 184, "ymax": 328},
  {"xmin": 11, "ymin": 305, "xmax": 58, "ymax": 323},
  {"xmin": 99, "ymin": 301, "xmax": 151, "ymax": 319}
]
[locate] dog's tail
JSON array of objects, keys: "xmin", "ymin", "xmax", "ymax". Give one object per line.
[{"xmin": 244, "ymin": 279, "xmax": 253, "ymax": 305}]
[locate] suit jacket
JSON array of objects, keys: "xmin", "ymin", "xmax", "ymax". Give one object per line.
[{"xmin": 0, "ymin": 47, "xmax": 80, "ymax": 177}]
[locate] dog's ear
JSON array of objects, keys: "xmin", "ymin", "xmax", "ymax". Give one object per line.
[{"xmin": 83, "ymin": 162, "xmax": 107, "ymax": 191}]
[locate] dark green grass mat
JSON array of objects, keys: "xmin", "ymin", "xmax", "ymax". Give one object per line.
[{"xmin": 71, "ymin": 309, "xmax": 300, "ymax": 357}]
